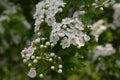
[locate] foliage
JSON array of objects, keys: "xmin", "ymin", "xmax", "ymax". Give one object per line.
[{"xmin": 0, "ymin": 0, "xmax": 120, "ymax": 80}]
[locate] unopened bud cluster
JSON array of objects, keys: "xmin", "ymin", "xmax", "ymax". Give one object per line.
[{"xmin": 21, "ymin": 36, "xmax": 63, "ymax": 78}]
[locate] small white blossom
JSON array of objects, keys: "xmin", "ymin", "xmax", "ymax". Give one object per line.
[
  {"xmin": 50, "ymin": 33, "xmax": 59, "ymax": 44},
  {"xmin": 52, "ymin": 22, "xmax": 62, "ymax": 32},
  {"xmin": 27, "ymin": 68, "xmax": 36, "ymax": 78},
  {"xmin": 45, "ymin": 16, "xmax": 56, "ymax": 26},
  {"xmin": 34, "ymin": 38, "xmax": 40, "ymax": 43},
  {"xmin": 57, "ymin": 29, "xmax": 66, "ymax": 37},
  {"xmin": 69, "ymin": 35, "xmax": 77, "ymax": 46},
  {"xmin": 21, "ymin": 46, "xmax": 35, "ymax": 59},
  {"xmin": 77, "ymin": 38, "xmax": 85, "ymax": 48},
  {"xmin": 60, "ymin": 37, "xmax": 70, "ymax": 49},
  {"xmin": 84, "ymin": 34, "xmax": 90, "ymax": 41}
]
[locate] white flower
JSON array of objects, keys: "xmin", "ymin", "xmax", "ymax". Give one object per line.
[
  {"xmin": 27, "ymin": 68, "xmax": 36, "ymax": 78},
  {"xmin": 22, "ymin": 46, "xmax": 35, "ymax": 59},
  {"xmin": 84, "ymin": 34, "xmax": 90, "ymax": 41},
  {"xmin": 48, "ymin": 6, "xmax": 59, "ymax": 17},
  {"xmin": 75, "ymin": 18, "xmax": 84, "ymax": 30},
  {"xmin": 35, "ymin": 18, "xmax": 44, "ymax": 26},
  {"xmin": 75, "ymin": 30, "xmax": 84, "ymax": 36},
  {"xmin": 34, "ymin": 2, "xmax": 45, "ymax": 28},
  {"xmin": 57, "ymin": 29, "xmax": 66, "ymax": 37},
  {"xmin": 60, "ymin": 37, "xmax": 70, "ymax": 49},
  {"xmin": 52, "ymin": 22, "xmax": 62, "ymax": 32},
  {"xmin": 34, "ymin": 38, "xmax": 40, "ymax": 43},
  {"xmin": 62, "ymin": 18, "xmax": 72, "ymax": 24},
  {"xmin": 69, "ymin": 35, "xmax": 77, "ymax": 46},
  {"xmin": 66, "ymin": 28, "xmax": 75, "ymax": 36},
  {"xmin": 45, "ymin": 16, "xmax": 56, "ymax": 26},
  {"xmin": 50, "ymin": 32, "xmax": 59, "ymax": 44},
  {"xmin": 77, "ymin": 38, "xmax": 85, "ymax": 48}
]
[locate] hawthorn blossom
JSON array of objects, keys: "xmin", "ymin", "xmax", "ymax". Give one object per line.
[
  {"xmin": 34, "ymin": 0, "xmax": 66, "ymax": 32},
  {"xmin": 27, "ymin": 68, "xmax": 37, "ymax": 78},
  {"xmin": 84, "ymin": 34, "xmax": 90, "ymax": 41},
  {"xmin": 50, "ymin": 18, "xmax": 90, "ymax": 49},
  {"xmin": 52, "ymin": 22, "xmax": 62, "ymax": 32},
  {"xmin": 20, "ymin": 0, "xmax": 96, "ymax": 78},
  {"xmin": 93, "ymin": 43, "xmax": 116, "ymax": 61},
  {"xmin": 21, "ymin": 46, "xmax": 35, "ymax": 59},
  {"xmin": 50, "ymin": 32, "xmax": 59, "ymax": 44},
  {"xmin": 45, "ymin": 16, "xmax": 56, "ymax": 26},
  {"xmin": 91, "ymin": 20, "xmax": 107, "ymax": 41},
  {"xmin": 60, "ymin": 37, "xmax": 70, "ymax": 49}
]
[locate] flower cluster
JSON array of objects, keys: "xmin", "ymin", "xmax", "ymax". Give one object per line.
[
  {"xmin": 91, "ymin": 20, "xmax": 107, "ymax": 41},
  {"xmin": 21, "ymin": 37, "xmax": 63, "ymax": 78},
  {"xmin": 50, "ymin": 18, "xmax": 90, "ymax": 49},
  {"xmin": 34, "ymin": 0, "xmax": 66, "ymax": 32},
  {"xmin": 113, "ymin": 3, "xmax": 120, "ymax": 27},
  {"xmin": 93, "ymin": 43, "xmax": 115, "ymax": 61},
  {"xmin": 21, "ymin": 0, "xmax": 91, "ymax": 78}
]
